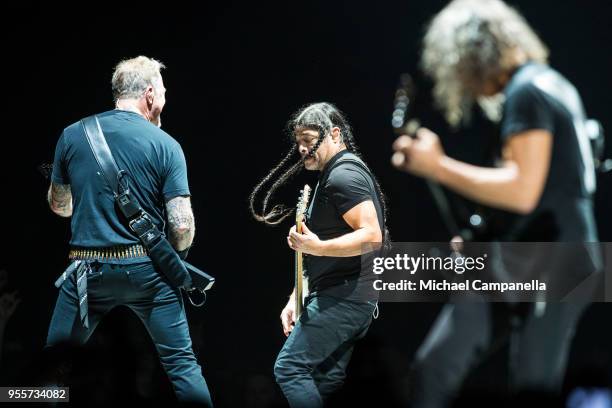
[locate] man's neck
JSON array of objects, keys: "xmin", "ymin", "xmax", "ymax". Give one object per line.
[
  {"xmin": 115, "ymin": 99, "xmax": 147, "ymax": 120},
  {"xmin": 318, "ymin": 146, "xmax": 347, "ymax": 171}
]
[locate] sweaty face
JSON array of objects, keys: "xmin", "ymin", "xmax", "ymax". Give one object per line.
[{"xmin": 294, "ymin": 128, "xmax": 330, "ymax": 171}]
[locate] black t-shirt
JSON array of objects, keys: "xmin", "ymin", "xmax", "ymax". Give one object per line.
[
  {"xmin": 500, "ymin": 62, "xmax": 598, "ymax": 242},
  {"xmin": 52, "ymin": 110, "xmax": 190, "ymax": 262},
  {"xmin": 305, "ymin": 150, "xmax": 383, "ymax": 303}
]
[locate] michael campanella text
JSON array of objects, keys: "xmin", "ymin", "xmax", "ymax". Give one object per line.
[{"xmin": 373, "ymin": 279, "xmax": 547, "ymax": 293}]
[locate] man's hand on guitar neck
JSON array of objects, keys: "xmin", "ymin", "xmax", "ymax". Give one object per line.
[
  {"xmin": 287, "ymin": 222, "xmax": 324, "ymax": 256},
  {"xmin": 288, "ymin": 202, "xmax": 383, "ymax": 257},
  {"xmin": 280, "ymin": 291, "xmax": 297, "ymax": 337},
  {"xmin": 391, "ymin": 127, "xmax": 445, "ymax": 181}
]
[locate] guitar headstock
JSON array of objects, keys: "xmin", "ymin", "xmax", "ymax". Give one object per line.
[
  {"xmin": 392, "ymin": 73, "xmax": 420, "ymax": 136},
  {"xmin": 295, "ymin": 184, "xmax": 311, "ymax": 223}
]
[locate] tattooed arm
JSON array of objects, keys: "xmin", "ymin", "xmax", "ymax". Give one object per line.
[
  {"xmin": 166, "ymin": 196, "xmax": 195, "ymax": 251},
  {"xmin": 47, "ymin": 182, "xmax": 73, "ymax": 217}
]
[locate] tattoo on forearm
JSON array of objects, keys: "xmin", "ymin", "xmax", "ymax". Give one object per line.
[
  {"xmin": 48, "ymin": 183, "xmax": 72, "ymax": 217},
  {"xmin": 166, "ymin": 196, "xmax": 195, "ymax": 250}
]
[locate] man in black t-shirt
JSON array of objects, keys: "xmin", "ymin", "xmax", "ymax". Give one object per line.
[
  {"xmin": 392, "ymin": 0, "xmax": 600, "ymax": 406},
  {"xmin": 251, "ymin": 102, "xmax": 386, "ymax": 407},
  {"xmin": 46, "ymin": 56, "xmax": 212, "ymax": 405},
  {"xmin": 301, "ymin": 148, "xmax": 384, "ymax": 303}
]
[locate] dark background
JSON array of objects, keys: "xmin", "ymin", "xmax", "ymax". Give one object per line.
[{"xmin": 2, "ymin": 0, "xmax": 612, "ymax": 406}]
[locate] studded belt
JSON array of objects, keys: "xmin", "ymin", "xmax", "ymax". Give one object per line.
[{"xmin": 68, "ymin": 244, "xmax": 149, "ymax": 261}]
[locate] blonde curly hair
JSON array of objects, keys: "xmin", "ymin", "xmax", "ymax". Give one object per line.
[{"xmin": 421, "ymin": 0, "xmax": 549, "ymax": 126}]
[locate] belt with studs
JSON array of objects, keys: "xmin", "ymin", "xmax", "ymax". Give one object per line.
[{"xmin": 69, "ymin": 244, "xmax": 149, "ymax": 261}]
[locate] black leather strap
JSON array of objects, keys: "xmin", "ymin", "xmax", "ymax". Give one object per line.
[
  {"xmin": 81, "ymin": 115, "xmax": 122, "ymax": 196},
  {"xmin": 79, "ymin": 115, "xmax": 216, "ymax": 296},
  {"xmin": 82, "ymin": 115, "xmax": 141, "ymax": 219}
]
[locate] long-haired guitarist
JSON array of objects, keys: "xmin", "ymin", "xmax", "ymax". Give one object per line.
[
  {"xmin": 250, "ymin": 102, "xmax": 388, "ymax": 407},
  {"xmin": 392, "ymin": 0, "xmax": 601, "ymax": 405}
]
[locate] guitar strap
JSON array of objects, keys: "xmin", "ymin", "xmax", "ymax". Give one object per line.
[
  {"xmin": 309, "ymin": 152, "xmax": 380, "ymax": 219},
  {"xmin": 307, "ymin": 152, "xmax": 385, "ymax": 250},
  {"xmin": 80, "ymin": 115, "xmax": 215, "ymax": 304}
]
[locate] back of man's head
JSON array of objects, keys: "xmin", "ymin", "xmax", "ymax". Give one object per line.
[{"xmin": 111, "ymin": 56, "xmax": 165, "ymax": 102}]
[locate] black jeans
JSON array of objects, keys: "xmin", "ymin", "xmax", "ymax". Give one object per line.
[
  {"xmin": 410, "ymin": 301, "xmax": 590, "ymax": 408},
  {"xmin": 274, "ymin": 294, "xmax": 376, "ymax": 408},
  {"xmin": 46, "ymin": 261, "xmax": 213, "ymax": 406}
]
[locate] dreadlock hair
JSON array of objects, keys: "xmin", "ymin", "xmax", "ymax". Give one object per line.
[{"xmin": 249, "ymin": 102, "xmax": 390, "ymax": 248}]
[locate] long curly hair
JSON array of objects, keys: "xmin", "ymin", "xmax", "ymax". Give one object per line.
[{"xmin": 421, "ymin": 0, "xmax": 549, "ymax": 126}]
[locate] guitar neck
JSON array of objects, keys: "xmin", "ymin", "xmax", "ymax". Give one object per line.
[
  {"xmin": 293, "ymin": 184, "xmax": 311, "ymax": 320},
  {"xmin": 294, "ymin": 219, "xmax": 304, "ymax": 318},
  {"xmin": 295, "ymin": 252, "xmax": 303, "ymax": 318}
]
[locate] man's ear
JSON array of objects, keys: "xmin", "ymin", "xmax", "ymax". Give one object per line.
[
  {"xmin": 145, "ymin": 86, "xmax": 155, "ymax": 106},
  {"xmin": 331, "ymin": 127, "xmax": 341, "ymax": 143}
]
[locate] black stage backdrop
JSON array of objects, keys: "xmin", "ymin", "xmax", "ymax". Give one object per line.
[{"xmin": 2, "ymin": 1, "xmax": 612, "ymax": 406}]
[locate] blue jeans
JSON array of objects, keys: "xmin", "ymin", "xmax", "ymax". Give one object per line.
[
  {"xmin": 46, "ymin": 261, "xmax": 212, "ymax": 406},
  {"xmin": 274, "ymin": 294, "xmax": 376, "ymax": 408}
]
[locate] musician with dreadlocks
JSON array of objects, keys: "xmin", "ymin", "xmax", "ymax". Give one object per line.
[
  {"xmin": 392, "ymin": 0, "xmax": 601, "ymax": 405},
  {"xmin": 250, "ymin": 102, "xmax": 387, "ymax": 407}
]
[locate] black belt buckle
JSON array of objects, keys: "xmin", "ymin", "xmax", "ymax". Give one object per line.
[
  {"xmin": 116, "ymin": 190, "xmax": 142, "ymax": 219},
  {"xmin": 129, "ymin": 213, "xmax": 161, "ymax": 246}
]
